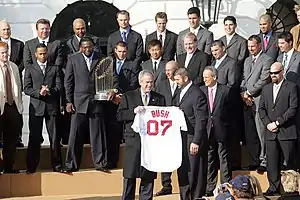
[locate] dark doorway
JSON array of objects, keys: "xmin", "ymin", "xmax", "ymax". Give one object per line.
[{"xmin": 50, "ymin": 0, "xmax": 119, "ymax": 54}]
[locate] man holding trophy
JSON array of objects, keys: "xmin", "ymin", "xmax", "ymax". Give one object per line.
[{"xmin": 63, "ymin": 36, "xmax": 110, "ymax": 172}]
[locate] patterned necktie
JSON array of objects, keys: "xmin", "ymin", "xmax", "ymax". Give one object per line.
[
  {"xmin": 263, "ymin": 35, "xmax": 268, "ymax": 49},
  {"xmin": 117, "ymin": 60, "xmax": 122, "ymax": 75},
  {"xmin": 122, "ymin": 32, "xmax": 127, "ymax": 42},
  {"xmin": 143, "ymin": 94, "xmax": 148, "ymax": 106},
  {"xmin": 159, "ymin": 34, "xmax": 163, "ymax": 46},
  {"xmin": 3, "ymin": 64, "xmax": 13, "ymax": 105},
  {"xmin": 283, "ymin": 53, "xmax": 288, "ymax": 75},
  {"xmin": 208, "ymin": 87, "xmax": 214, "ymax": 113}
]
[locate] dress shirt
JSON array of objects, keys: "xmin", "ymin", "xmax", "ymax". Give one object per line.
[
  {"xmin": 120, "ymin": 27, "xmax": 130, "ymax": 39},
  {"xmin": 184, "ymin": 52, "xmax": 194, "ymax": 68},
  {"xmin": 75, "ymin": 35, "xmax": 82, "ymax": 42},
  {"xmin": 283, "ymin": 48, "xmax": 294, "ymax": 69},
  {"xmin": 116, "ymin": 59, "xmax": 125, "ymax": 74},
  {"xmin": 1, "ymin": 37, "xmax": 11, "ymax": 58},
  {"xmin": 179, "ymin": 81, "xmax": 192, "ymax": 101},
  {"xmin": 190, "ymin": 26, "xmax": 200, "ymax": 36},
  {"xmin": 151, "ymin": 57, "xmax": 162, "ymax": 71},
  {"xmin": 226, "ymin": 33, "xmax": 235, "ymax": 45},
  {"xmin": 0, "ymin": 61, "xmax": 15, "ymax": 103},
  {"xmin": 214, "ymin": 54, "xmax": 227, "ymax": 69},
  {"xmin": 157, "ymin": 29, "xmax": 166, "ymax": 46},
  {"xmin": 37, "ymin": 60, "xmax": 47, "ymax": 74},
  {"xmin": 38, "ymin": 37, "xmax": 49, "ymax": 45},
  {"xmin": 169, "ymin": 79, "xmax": 177, "ymax": 96},
  {"xmin": 273, "ymin": 79, "xmax": 284, "ymax": 103},
  {"xmin": 82, "ymin": 52, "xmax": 94, "ymax": 71},
  {"xmin": 246, "ymin": 51, "xmax": 262, "ymax": 96},
  {"xmin": 141, "ymin": 88, "xmax": 150, "ymax": 106},
  {"xmin": 208, "ymin": 83, "xmax": 217, "ymax": 102}
]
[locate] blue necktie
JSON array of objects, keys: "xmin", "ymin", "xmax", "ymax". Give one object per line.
[
  {"xmin": 122, "ymin": 31, "xmax": 127, "ymax": 42},
  {"xmin": 117, "ymin": 61, "xmax": 122, "ymax": 75}
]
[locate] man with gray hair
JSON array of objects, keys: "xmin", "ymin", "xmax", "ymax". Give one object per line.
[
  {"xmin": 117, "ymin": 70, "xmax": 166, "ymax": 200},
  {"xmin": 200, "ymin": 66, "xmax": 232, "ymax": 196}
]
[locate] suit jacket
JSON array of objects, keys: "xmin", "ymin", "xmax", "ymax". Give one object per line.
[
  {"xmin": 240, "ymin": 53, "xmax": 273, "ymax": 97},
  {"xmin": 24, "ymin": 63, "xmax": 61, "ymax": 116},
  {"xmin": 177, "ymin": 27, "xmax": 213, "ymax": 55},
  {"xmin": 144, "ymin": 29, "xmax": 178, "ymax": 61},
  {"xmin": 156, "ymin": 79, "xmax": 180, "ymax": 106},
  {"xmin": 277, "ymin": 50, "xmax": 300, "ymax": 86},
  {"xmin": 290, "ymin": 24, "xmax": 300, "ymax": 51},
  {"xmin": 219, "ymin": 33, "xmax": 248, "ymax": 72},
  {"xmin": 212, "ymin": 55, "xmax": 238, "ymax": 87},
  {"xmin": 141, "ymin": 59, "xmax": 167, "ymax": 89},
  {"xmin": 113, "ymin": 59, "xmax": 139, "ymax": 93},
  {"xmin": 200, "ymin": 84, "xmax": 230, "ymax": 142},
  {"xmin": 107, "ymin": 29, "xmax": 143, "ymax": 64},
  {"xmin": 177, "ymin": 49, "xmax": 209, "ymax": 86},
  {"xmin": 1, "ymin": 38, "xmax": 25, "ymax": 73},
  {"xmin": 23, "ymin": 38, "xmax": 64, "ymax": 69},
  {"xmin": 0, "ymin": 61, "xmax": 23, "ymax": 115},
  {"xmin": 177, "ymin": 84, "xmax": 208, "ymax": 149},
  {"xmin": 258, "ymin": 32, "xmax": 279, "ymax": 62},
  {"xmin": 64, "ymin": 51, "xmax": 105, "ymax": 114},
  {"xmin": 259, "ymin": 80, "xmax": 298, "ymax": 140}
]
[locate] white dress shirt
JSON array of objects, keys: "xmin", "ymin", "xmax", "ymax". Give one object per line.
[
  {"xmin": 1, "ymin": 37, "xmax": 11, "ymax": 58},
  {"xmin": 169, "ymin": 79, "xmax": 177, "ymax": 96},
  {"xmin": 190, "ymin": 26, "xmax": 200, "ymax": 36},
  {"xmin": 36, "ymin": 60, "xmax": 47, "ymax": 74},
  {"xmin": 273, "ymin": 79, "xmax": 284, "ymax": 103},
  {"xmin": 75, "ymin": 35, "xmax": 82, "ymax": 42},
  {"xmin": 226, "ymin": 33, "xmax": 235, "ymax": 45},
  {"xmin": 151, "ymin": 57, "xmax": 162, "ymax": 71},
  {"xmin": 82, "ymin": 53, "xmax": 94, "ymax": 71},
  {"xmin": 179, "ymin": 81, "xmax": 193, "ymax": 101},
  {"xmin": 214, "ymin": 54, "xmax": 227, "ymax": 69},
  {"xmin": 38, "ymin": 37, "xmax": 49, "ymax": 45},
  {"xmin": 157, "ymin": 30, "xmax": 166, "ymax": 46},
  {"xmin": 184, "ymin": 53, "xmax": 194, "ymax": 68}
]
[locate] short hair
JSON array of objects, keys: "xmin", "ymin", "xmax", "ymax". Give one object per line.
[
  {"xmin": 79, "ymin": 36, "xmax": 95, "ymax": 47},
  {"xmin": 232, "ymin": 188, "xmax": 255, "ymax": 199},
  {"xmin": 36, "ymin": 18, "xmax": 50, "ymax": 29},
  {"xmin": 211, "ymin": 40, "xmax": 225, "ymax": 48},
  {"xmin": 248, "ymin": 35, "xmax": 261, "ymax": 44},
  {"xmin": 187, "ymin": 7, "xmax": 200, "ymax": 17},
  {"xmin": 155, "ymin": 12, "xmax": 168, "ymax": 21},
  {"xmin": 203, "ymin": 66, "xmax": 218, "ymax": 78},
  {"xmin": 223, "ymin": 16, "xmax": 237, "ymax": 25},
  {"xmin": 166, "ymin": 61, "xmax": 180, "ymax": 70},
  {"xmin": 184, "ymin": 32, "xmax": 197, "ymax": 42},
  {"xmin": 281, "ymin": 170, "xmax": 300, "ymax": 193},
  {"xmin": 35, "ymin": 43, "xmax": 47, "ymax": 51},
  {"xmin": 259, "ymin": 14, "xmax": 272, "ymax": 23},
  {"xmin": 138, "ymin": 70, "xmax": 154, "ymax": 83},
  {"xmin": 148, "ymin": 39, "xmax": 162, "ymax": 50},
  {"xmin": 0, "ymin": 41, "xmax": 8, "ymax": 49},
  {"xmin": 117, "ymin": 10, "xmax": 130, "ymax": 18},
  {"xmin": 115, "ymin": 41, "xmax": 128, "ymax": 49},
  {"xmin": 278, "ymin": 31, "xmax": 294, "ymax": 44},
  {"xmin": 174, "ymin": 67, "xmax": 189, "ymax": 77}
]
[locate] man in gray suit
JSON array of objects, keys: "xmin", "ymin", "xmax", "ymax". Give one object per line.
[
  {"xmin": 176, "ymin": 7, "xmax": 213, "ymax": 56},
  {"xmin": 141, "ymin": 39, "xmax": 167, "ymax": 90},
  {"xmin": 241, "ymin": 35, "xmax": 273, "ymax": 172}
]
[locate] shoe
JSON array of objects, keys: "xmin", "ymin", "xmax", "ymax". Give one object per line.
[
  {"xmin": 155, "ymin": 187, "xmax": 172, "ymax": 196},
  {"xmin": 62, "ymin": 168, "xmax": 78, "ymax": 173},
  {"xmin": 26, "ymin": 170, "xmax": 35, "ymax": 174},
  {"xmin": 53, "ymin": 166, "xmax": 63, "ymax": 173},
  {"xmin": 263, "ymin": 189, "xmax": 280, "ymax": 196},
  {"xmin": 95, "ymin": 167, "xmax": 111, "ymax": 173},
  {"xmin": 256, "ymin": 166, "xmax": 267, "ymax": 172},
  {"xmin": 16, "ymin": 142, "xmax": 24, "ymax": 148},
  {"xmin": 3, "ymin": 169, "xmax": 20, "ymax": 174}
]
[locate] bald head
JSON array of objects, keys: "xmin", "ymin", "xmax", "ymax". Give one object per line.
[
  {"xmin": 270, "ymin": 62, "xmax": 284, "ymax": 83},
  {"xmin": 165, "ymin": 61, "xmax": 180, "ymax": 80},
  {"xmin": 0, "ymin": 21, "xmax": 11, "ymax": 39},
  {"xmin": 73, "ymin": 18, "xmax": 86, "ymax": 38}
]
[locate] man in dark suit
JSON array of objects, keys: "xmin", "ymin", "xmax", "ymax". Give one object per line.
[
  {"xmin": 0, "ymin": 20, "xmax": 25, "ymax": 147},
  {"xmin": 24, "ymin": 43, "xmax": 62, "ymax": 173},
  {"xmin": 107, "ymin": 10, "xmax": 143, "ymax": 65},
  {"xmin": 63, "ymin": 36, "xmax": 108, "ymax": 172},
  {"xmin": 23, "ymin": 18, "xmax": 64, "ymax": 70},
  {"xmin": 177, "ymin": 32, "xmax": 209, "ymax": 86},
  {"xmin": 155, "ymin": 61, "xmax": 180, "ymax": 196},
  {"xmin": 174, "ymin": 68, "xmax": 208, "ymax": 199},
  {"xmin": 104, "ymin": 41, "xmax": 140, "ymax": 169},
  {"xmin": 259, "ymin": 62, "xmax": 298, "ymax": 196},
  {"xmin": 177, "ymin": 7, "xmax": 213, "ymax": 56},
  {"xmin": 200, "ymin": 66, "xmax": 232, "ymax": 196},
  {"xmin": 258, "ymin": 14, "xmax": 279, "ymax": 62},
  {"xmin": 240, "ymin": 35, "xmax": 273, "ymax": 171},
  {"xmin": 116, "ymin": 70, "xmax": 166, "ymax": 200},
  {"xmin": 144, "ymin": 12, "xmax": 178, "ymax": 61},
  {"xmin": 219, "ymin": 16, "xmax": 248, "ymax": 80},
  {"xmin": 141, "ymin": 39, "xmax": 167, "ymax": 90}
]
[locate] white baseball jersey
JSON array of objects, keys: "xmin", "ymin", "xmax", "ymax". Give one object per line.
[{"xmin": 132, "ymin": 106, "xmax": 187, "ymax": 172}]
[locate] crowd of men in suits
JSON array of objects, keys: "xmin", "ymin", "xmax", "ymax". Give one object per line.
[{"xmin": 0, "ymin": 5, "xmax": 300, "ymax": 200}]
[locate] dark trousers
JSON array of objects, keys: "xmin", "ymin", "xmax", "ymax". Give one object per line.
[
  {"xmin": 206, "ymin": 132, "xmax": 231, "ymax": 193},
  {"xmin": 244, "ymin": 106, "xmax": 260, "ymax": 167},
  {"xmin": 65, "ymin": 112, "xmax": 108, "ymax": 170},
  {"xmin": 56, "ymin": 112, "xmax": 71, "ymax": 145},
  {"xmin": 161, "ymin": 172, "xmax": 172, "ymax": 189},
  {"xmin": 177, "ymin": 133, "xmax": 208, "ymax": 200},
  {"xmin": 26, "ymin": 109, "xmax": 62, "ymax": 172},
  {"xmin": 122, "ymin": 178, "xmax": 154, "ymax": 200},
  {"xmin": 266, "ymin": 139, "xmax": 296, "ymax": 192},
  {"xmin": 0, "ymin": 103, "xmax": 21, "ymax": 171}
]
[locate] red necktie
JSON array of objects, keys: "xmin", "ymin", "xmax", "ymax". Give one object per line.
[
  {"xmin": 264, "ymin": 35, "xmax": 268, "ymax": 49},
  {"xmin": 209, "ymin": 87, "xmax": 214, "ymax": 112}
]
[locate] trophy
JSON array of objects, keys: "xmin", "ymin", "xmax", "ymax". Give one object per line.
[{"xmin": 94, "ymin": 56, "xmax": 114, "ymax": 101}]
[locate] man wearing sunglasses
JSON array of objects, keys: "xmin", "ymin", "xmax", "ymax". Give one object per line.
[{"xmin": 259, "ymin": 62, "xmax": 298, "ymax": 196}]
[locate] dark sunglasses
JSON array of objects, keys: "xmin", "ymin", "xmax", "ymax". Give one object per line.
[{"xmin": 270, "ymin": 70, "xmax": 282, "ymax": 75}]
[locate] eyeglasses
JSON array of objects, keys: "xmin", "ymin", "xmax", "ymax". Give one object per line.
[{"xmin": 270, "ymin": 70, "xmax": 282, "ymax": 75}]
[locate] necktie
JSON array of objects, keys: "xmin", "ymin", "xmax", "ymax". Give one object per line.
[
  {"xmin": 121, "ymin": 32, "xmax": 127, "ymax": 42},
  {"xmin": 86, "ymin": 57, "xmax": 91, "ymax": 71},
  {"xmin": 251, "ymin": 57, "xmax": 256, "ymax": 72},
  {"xmin": 42, "ymin": 40, "xmax": 46, "ymax": 45},
  {"xmin": 263, "ymin": 35, "xmax": 268, "ymax": 49},
  {"xmin": 3, "ymin": 64, "xmax": 13, "ymax": 105},
  {"xmin": 209, "ymin": 87, "xmax": 214, "ymax": 113},
  {"xmin": 171, "ymin": 82, "xmax": 176, "ymax": 96},
  {"xmin": 283, "ymin": 53, "xmax": 288, "ymax": 68},
  {"xmin": 159, "ymin": 34, "xmax": 163, "ymax": 45},
  {"xmin": 153, "ymin": 61, "xmax": 157, "ymax": 73},
  {"xmin": 40, "ymin": 64, "xmax": 46, "ymax": 75},
  {"xmin": 117, "ymin": 60, "xmax": 122, "ymax": 75},
  {"xmin": 143, "ymin": 94, "xmax": 148, "ymax": 106}
]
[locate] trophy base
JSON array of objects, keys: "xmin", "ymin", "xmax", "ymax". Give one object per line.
[{"xmin": 95, "ymin": 92, "xmax": 109, "ymax": 101}]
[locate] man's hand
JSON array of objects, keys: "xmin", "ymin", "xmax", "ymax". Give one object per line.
[
  {"xmin": 267, "ymin": 122, "xmax": 278, "ymax": 132},
  {"xmin": 107, "ymin": 90, "xmax": 116, "ymax": 101},
  {"xmin": 245, "ymin": 97, "xmax": 253, "ymax": 106},
  {"xmin": 134, "ymin": 106, "xmax": 146, "ymax": 114},
  {"xmin": 66, "ymin": 103, "xmax": 75, "ymax": 113},
  {"xmin": 40, "ymin": 85, "xmax": 50, "ymax": 96},
  {"xmin": 112, "ymin": 94, "xmax": 122, "ymax": 105},
  {"xmin": 190, "ymin": 143, "xmax": 199, "ymax": 155}
]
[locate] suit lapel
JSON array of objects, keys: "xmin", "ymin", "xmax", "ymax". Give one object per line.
[
  {"xmin": 265, "ymin": 34, "xmax": 276, "ymax": 51},
  {"xmin": 246, "ymin": 55, "xmax": 262, "ymax": 81},
  {"xmin": 33, "ymin": 62, "xmax": 44, "ymax": 76},
  {"xmin": 187, "ymin": 52, "xmax": 197, "ymax": 69},
  {"xmin": 273, "ymin": 81, "xmax": 286, "ymax": 106},
  {"xmin": 226, "ymin": 34, "xmax": 238, "ymax": 49},
  {"xmin": 286, "ymin": 51, "xmax": 297, "ymax": 73},
  {"xmin": 9, "ymin": 39, "xmax": 18, "ymax": 62},
  {"xmin": 163, "ymin": 30, "xmax": 171, "ymax": 51},
  {"xmin": 212, "ymin": 85, "xmax": 221, "ymax": 113},
  {"xmin": 126, "ymin": 30, "xmax": 134, "ymax": 44},
  {"xmin": 197, "ymin": 28, "xmax": 204, "ymax": 41},
  {"xmin": 89, "ymin": 53, "xmax": 100, "ymax": 74},
  {"xmin": 178, "ymin": 84, "xmax": 193, "ymax": 106},
  {"xmin": 216, "ymin": 56, "xmax": 228, "ymax": 70},
  {"xmin": 71, "ymin": 36, "xmax": 80, "ymax": 52}
]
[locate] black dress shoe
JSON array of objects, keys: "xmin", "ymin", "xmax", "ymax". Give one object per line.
[
  {"xmin": 3, "ymin": 169, "xmax": 20, "ymax": 174},
  {"xmin": 263, "ymin": 189, "xmax": 280, "ymax": 196},
  {"xmin": 256, "ymin": 166, "xmax": 267, "ymax": 172},
  {"xmin": 96, "ymin": 167, "xmax": 111, "ymax": 173},
  {"xmin": 53, "ymin": 166, "xmax": 63, "ymax": 172},
  {"xmin": 26, "ymin": 170, "xmax": 35, "ymax": 174},
  {"xmin": 155, "ymin": 187, "xmax": 172, "ymax": 196},
  {"xmin": 62, "ymin": 168, "xmax": 78, "ymax": 173}
]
